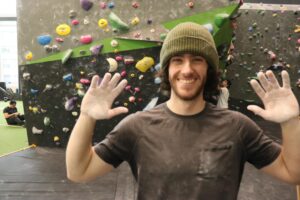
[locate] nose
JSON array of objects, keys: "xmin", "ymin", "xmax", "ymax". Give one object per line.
[{"xmin": 181, "ymin": 60, "xmax": 193, "ymax": 74}]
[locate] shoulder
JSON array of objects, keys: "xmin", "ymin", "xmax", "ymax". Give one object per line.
[
  {"xmin": 207, "ymin": 103, "xmax": 252, "ymax": 124},
  {"xmin": 3, "ymin": 106, "xmax": 9, "ymax": 112}
]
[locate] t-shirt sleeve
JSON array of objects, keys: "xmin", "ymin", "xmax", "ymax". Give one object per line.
[
  {"xmin": 238, "ymin": 113, "xmax": 281, "ymax": 169},
  {"xmin": 3, "ymin": 107, "xmax": 8, "ymax": 113},
  {"xmin": 94, "ymin": 113, "xmax": 139, "ymax": 168}
]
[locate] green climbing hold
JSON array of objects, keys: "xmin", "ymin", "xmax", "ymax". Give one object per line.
[
  {"xmin": 214, "ymin": 13, "xmax": 229, "ymax": 28},
  {"xmin": 108, "ymin": 12, "xmax": 129, "ymax": 32},
  {"xmin": 61, "ymin": 49, "xmax": 73, "ymax": 64}
]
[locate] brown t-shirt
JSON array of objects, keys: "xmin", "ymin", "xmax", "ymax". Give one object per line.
[{"xmin": 94, "ymin": 103, "xmax": 281, "ymax": 200}]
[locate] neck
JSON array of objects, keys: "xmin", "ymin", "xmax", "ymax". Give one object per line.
[{"xmin": 166, "ymin": 94, "xmax": 206, "ymax": 116}]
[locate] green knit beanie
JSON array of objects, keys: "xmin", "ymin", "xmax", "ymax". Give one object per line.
[{"xmin": 160, "ymin": 22, "xmax": 219, "ymax": 71}]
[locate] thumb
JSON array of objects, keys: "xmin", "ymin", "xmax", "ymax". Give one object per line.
[
  {"xmin": 247, "ymin": 105, "xmax": 265, "ymax": 118},
  {"xmin": 108, "ymin": 107, "xmax": 129, "ymax": 118}
]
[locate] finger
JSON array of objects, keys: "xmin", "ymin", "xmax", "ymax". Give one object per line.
[
  {"xmin": 265, "ymin": 70, "xmax": 280, "ymax": 89},
  {"xmin": 247, "ymin": 105, "xmax": 266, "ymax": 118},
  {"xmin": 281, "ymin": 70, "xmax": 291, "ymax": 89},
  {"xmin": 108, "ymin": 107, "xmax": 128, "ymax": 118},
  {"xmin": 257, "ymin": 71, "xmax": 271, "ymax": 92},
  {"xmin": 90, "ymin": 75, "xmax": 99, "ymax": 89},
  {"xmin": 108, "ymin": 73, "xmax": 121, "ymax": 89},
  {"xmin": 249, "ymin": 79, "xmax": 265, "ymax": 100},
  {"xmin": 99, "ymin": 73, "xmax": 112, "ymax": 88},
  {"xmin": 112, "ymin": 79, "xmax": 128, "ymax": 98}
]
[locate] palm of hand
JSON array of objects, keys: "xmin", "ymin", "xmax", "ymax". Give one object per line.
[
  {"xmin": 248, "ymin": 70, "xmax": 299, "ymax": 123},
  {"xmin": 260, "ymin": 87, "xmax": 299, "ymax": 123},
  {"xmin": 81, "ymin": 87, "xmax": 112, "ymax": 119},
  {"xmin": 80, "ymin": 73, "xmax": 128, "ymax": 120}
]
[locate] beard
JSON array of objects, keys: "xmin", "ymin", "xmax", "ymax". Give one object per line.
[{"xmin": 169, "ymin": 76, "xmax": 206, "ymax": 101}]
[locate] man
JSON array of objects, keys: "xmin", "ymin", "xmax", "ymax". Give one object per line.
[
  {"xmin": 3, "ymin": 100, "xmax": 25, "ymax": 126},
  {"xmin": 66, "ymin": 22, "xmax": 300, "ymax": 199}
]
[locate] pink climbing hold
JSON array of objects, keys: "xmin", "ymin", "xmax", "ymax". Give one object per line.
[
  {"xmin": 71, "ymin": 19, "xmax": 79, "ymax": 25},
  {"xmin": 80, "ymin": 35, "xmax": 93, "ymax": 44},
  {"xmin": 80, "ymin": 78, "xmax": 91, "ymax": 85},
  {"xmin": 121, "ymin": 70, "xmax": 127, "ymax": 77}
]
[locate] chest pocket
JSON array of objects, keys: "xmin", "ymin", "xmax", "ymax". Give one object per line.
[{"xmin": 197, "ymin": 142, "xmax": 233, "ymax": 180}]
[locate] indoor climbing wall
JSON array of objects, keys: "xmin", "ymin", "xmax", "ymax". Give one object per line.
[
  {"xmin": 17, "ymin": 0, "xmax": 240, "ymax": 147},
  {"xmin": 226, "ymin": 3, "xmax": 300, "ymax": 116}
]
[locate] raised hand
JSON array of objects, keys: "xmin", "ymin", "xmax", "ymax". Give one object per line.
[
  {"xmin": 247, "ymin": 70, "xmax": 299, "ymax": 123},
  {"xmin": 80, "ymin": 73, "xmax": 128, "ymax": 120}
]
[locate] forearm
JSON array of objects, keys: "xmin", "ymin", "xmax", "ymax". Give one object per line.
[
  {"xmin": 66, "ymin": 114, "xmax": 96, "ymax": 179},
  {"xmin": 281, "ymin": 116, "xmax": 300, "ymax": 181}
]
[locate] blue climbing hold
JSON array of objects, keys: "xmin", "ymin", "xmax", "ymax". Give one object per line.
[{"xmin": 37, "ymin": 35, "xmax": 52, "ymax": 45}]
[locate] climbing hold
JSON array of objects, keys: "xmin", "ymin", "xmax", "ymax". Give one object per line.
[
  {"xmin": 54, "ymin": 136, "xmax": 60, "ymax": 146},
  {"xmin": 100, "ymin": 2, "xmax": 106, "ymax": 9},
  {"xmin": 72, "ymin": 111, "xmax": 78, "ymax": 116},
  {"xmin": 65, "ymin": 97, "xmax": 77, "ymax": 111},
  {"xmin": 43, "ymin": 84, "xmax": 53, "ymax": 92},
  {"xmin": 90, "ymin": 44, "xmax": 103, "ymax": 55},
  {"xmin": 120, "ymin": 70, "xmax": 127, "ymax": 77},
  {"xmin": 154, "ymin": 63, "xmax": 161, "ymax": 71},
  {"xmin": 134, "ymin": 87, "xmax": 140, "ymax": 93},
  {"xmin": 63, "ymin": 73, "xmax": 73, "ymax": 81},
  {"xmin": 214, "ymin": 13, "xmax": 229, "ymax": 28},
  {"xmin": 130, "ymin": 73, "xmax": 135, "ymax": 78},
  {"xmin": 44, "ymin": 117, "xmax": 50, "ymax": 126},
  {"xmin": 80, "ymin": 78, "xmax": 91, "ymax": 85},
  {"xmin": 52, "ymin": 45, "xmax": 60, "ymax": 52},
  {"xmin": 80, "ymin": 35, "xmax": 93, "ymax": 44},
  {"xmin": 129, "ymin": 96, "xmax": 136, "ymax": 103},
  {"xmin": 131, "ymin": 16, "xmax": 140, "ymax": 25},
  {"xmin": 110, "ymin": 39, "xmax": 119, "ymax": 47},
  {"xmin": 186, "ymin": 1, "xmax": 194, "ymax": 9},
  {"xmin": 203, "ymin": 24, "xmax": 214, "ymax": 34},
  {"xmin": 132, "ymin": 2, "xmax": 139, "ymax": 8},
  {"xmin": 69, "ymin": 10, "xmax": 77, "ymax": 18},
  {"xmin": 32, "ymin": 107, "xmax": 39, "ymax": 114},
  {"xmin": 135, "ymin": 56, "xmax": 155, "ymax": 72},
  {"xmin": 62, "ymin": 127, "xmax": 70, "ymax": 133},
  {"xmin": 61, "ymin": 49, "xmax": 73, "ymax": 64},
  {"xmin": 23, "ymin": 72, "xmax": 31, "ymax": 80},
  {"xmin": 83, "ymin": 16, "xmax": 90, "ymax": 25},
  {"xmin": 77, "ymin": 89, "xmax": 85, "ymax": 97},
  {"xmin": 55, "ymin": 37, "xmax": 64, "ymax": 43},
  {"xmin": 25, "ymin": 51, "xmax": 33, "ymax": 61},
  {"xmin": 71, "ymin": 19, "xmax": 79, "ymax": 25},
  {"xmin": 56, "ymin": 24, "xmax": 71, "ymax": 36},
  {"xmin": 106, "ymin": 58, "xmax": 118, "ymax": 72},
  {"xmin": 37, "ymin": 35, "xmax": 52, "ymax": 45},
  {"xmin": 32, "ymin": 126, "xmax": 43, "ymax": 134},
  {"xmin": 154, "ymin": 77, "xmax": 162, "ymax": 84},
  {"xmin": 44, "ymin": 45, "xmax": 52, "ymax": 53},
  {"xmin": 30, "ymin": 89, "xmax": 39, "ymax": 95},
  {"xmin": 138, "ymin": 75, "xmax": 144, "ymax": 80},
  {"xmin": 80, "ymin": 0, "xmax": 93, "ymax": 11},
  {"xmin": 295, "ymin": 25, "xmax": 300, "ymax": 33},
  {"xmin": 98, "ymin": 18, "xmax": 108, "ymax": 28},
  {"xmin": 147, "ymin": 19, "xmax": 152, "ymax": 25},
  {"xmin": 124, "ymin": 56, "xmax": 134, "ymax": 65},
  {"xmin": 268, "ymin": 51, "xmax": 276, "ymax": 61},
  {"xmin": 160, "ymin": 33, "xmax": 167, "ymax": 40},
  {"xmin": 109, "ymin": 12, "xmax": 129, "ymax": 32},
  {"xmin": 115, "ymin": 55, "xmax": 123, "ymax": 61},
  {"xmin": 108, "ymin": 2, "xmax": 115, "ymax": 9},
  {"xmin": 75, "ymin": 83, "xmax": 83, "ymax": 89},
  {"xmin": 134, "ymin": 32, "xmax": 141, "ymax": 38}
]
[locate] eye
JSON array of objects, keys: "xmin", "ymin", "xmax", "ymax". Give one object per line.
[
  {"xmin": 170, "ymin": 57, "xmax": 183, "ymax": 64},
  {"xmin": 193, "ymin": 56, "xmax": 205, "ymax": 62}
]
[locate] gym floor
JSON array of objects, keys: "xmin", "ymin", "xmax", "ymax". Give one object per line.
[{"xmin": 0, "ymin": 115, "xmax": 297, "ymax": 200}]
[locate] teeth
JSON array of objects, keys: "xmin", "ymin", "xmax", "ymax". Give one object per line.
[{"xmin": 179, "ymin": 79, "xmax": 194, "ymax": 84}]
